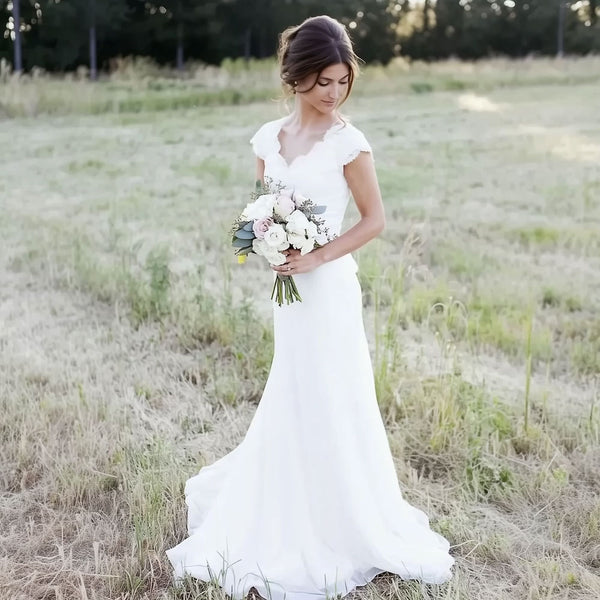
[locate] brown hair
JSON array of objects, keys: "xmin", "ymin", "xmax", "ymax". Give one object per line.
[{"xmin": 277, "ymin": 15, "xmax": 361, "ymax": 105}]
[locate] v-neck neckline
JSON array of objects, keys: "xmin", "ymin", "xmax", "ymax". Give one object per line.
[{"xmin": 275, "ymin": 117, "xmax": 344, "ymax": 168}]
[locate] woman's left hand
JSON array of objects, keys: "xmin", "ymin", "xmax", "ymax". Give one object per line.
[{"xmin": 271, "ymin": 248, "xmax": 324, "ymax": 276}]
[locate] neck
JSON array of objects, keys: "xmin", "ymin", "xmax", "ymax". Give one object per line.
[{"xmin": 288, "ymin": 99, "xmax": 340, "ymax": 130}]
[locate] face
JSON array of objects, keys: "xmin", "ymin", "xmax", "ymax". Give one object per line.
[{"xmin": 296, "ymin": 63, "xmax": 351, "ymax": 114}]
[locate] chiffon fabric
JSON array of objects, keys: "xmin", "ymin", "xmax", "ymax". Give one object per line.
[{"xmin": 166, "ymin": 116, "xmax": 455, "ymax": 600}]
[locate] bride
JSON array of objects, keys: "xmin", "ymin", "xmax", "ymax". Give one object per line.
[{"xmin": 166, "ymin": 14, "xmax": 455, "ymax": 600}]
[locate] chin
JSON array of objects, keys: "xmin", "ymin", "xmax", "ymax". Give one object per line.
[{"xmin": 319, "ymin": 103, "xmax": 337, "ymax": 113}]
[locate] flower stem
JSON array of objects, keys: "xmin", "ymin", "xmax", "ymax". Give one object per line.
[{"xmin": 270, "ymin": 274, "xmax": 302, "ymax": 306}]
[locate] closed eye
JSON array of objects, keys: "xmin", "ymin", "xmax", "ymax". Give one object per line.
[{"xmin": 318, "ymin": 79, "xmax": 350, "ymax": 87}]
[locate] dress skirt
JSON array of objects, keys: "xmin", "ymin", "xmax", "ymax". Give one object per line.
[{"xmin": 166, "ymin": 254, "xmax": 455, "ymax": 600}]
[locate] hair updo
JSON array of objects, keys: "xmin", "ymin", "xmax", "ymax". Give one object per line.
[{"xmin": 277, "ymin": 15, "xmax": 360, "ymax": 105}]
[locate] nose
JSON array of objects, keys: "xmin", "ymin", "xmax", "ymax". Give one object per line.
[{"xmin": 329, "ymin": 84, "xmax": 341, "ymax": 100}]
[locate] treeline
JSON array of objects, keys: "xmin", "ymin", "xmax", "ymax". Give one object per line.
[{"xmin": 1, "ymin": 0, "xmax": 599, "ymax": 74}]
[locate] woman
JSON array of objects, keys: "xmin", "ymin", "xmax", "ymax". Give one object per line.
[{"xmin": 167, "ymin": 15, "xmax": 455, "ymax": 600}]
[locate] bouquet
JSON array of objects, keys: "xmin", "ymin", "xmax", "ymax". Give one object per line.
[{"xmin": 231, "ymin": 177, "xmax": 333, "ymax": 306}]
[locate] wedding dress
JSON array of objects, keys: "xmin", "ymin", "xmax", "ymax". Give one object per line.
[{"xmin": 166, "ymin": 116, "xmax": 455, "ymax": 600}]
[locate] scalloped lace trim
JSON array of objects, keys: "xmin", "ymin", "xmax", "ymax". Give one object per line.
[{"xmin": 341, "ymin": 144, "xmax": 372, "ymax": 166}]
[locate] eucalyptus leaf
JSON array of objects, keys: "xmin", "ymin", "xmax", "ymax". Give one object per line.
[
  {"xmin": 312, "ymin": 205, "xmax": 326, "ymax": 214},
  {"xmin": 235, "ymin": 229, "xmax": 255, "ymax": 240},
  {"xmin": 232, "ymin": 238, "xmax": 252, "ymax": 248},
  {"xmin": 242, "ymin": 221, "xmax": 255, "ymax": 232},
  {"xmin": 236, "ymin": 246, "xmax": 254, "ymax": 256}
]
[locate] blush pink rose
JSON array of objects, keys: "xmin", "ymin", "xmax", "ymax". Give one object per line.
[
  {"xmin": 252, "ymin": 216, "xmax": 274, "ymax": 239},
  {"xmin": 274, "ymin": 194, "xmax": 296, "ymax": 219}
]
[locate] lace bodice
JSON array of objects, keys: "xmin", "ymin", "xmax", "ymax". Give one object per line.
[{"xmin": 249, "ymin": 116, "xmax": 372, "ymax": 236}]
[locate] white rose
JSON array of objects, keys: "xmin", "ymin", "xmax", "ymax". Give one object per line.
[
  {"xmin": 252, "ymin": 238, "xmax": 269, "ymax": 258},
  {"xmin": 315, "ymin": 230, "xmax": 329, "ymax": 245},
  {"xmin": 263, "ymin": 223, "xmax": 290, "ymax": 250},
  {"xmin": 305, "ymin": 221, "xmax": 318, "ymax": 238},
  {"xmin": 293, "ymin": 192, "xmax": 308, "ymax": 206},
  {"xmin": 299, "ymin": 238, "xmax": 316, "ymax": 255},
  {"xmin": 273, "ymin": 194, "xmax": 296, "ymax": 219},
  {"xmin": 266, "ymin": 249, "xmax": 286, "ymax": 265},
  {"xmin": 241, "ymin": 194, "xmax": 277, "ymax": 220},
  {"xmin": 288, "ymin": 232, "xmax": 315, "ymax": 255},
  {"xmin": 252, "ymin": 238, "xmax": 286, "ymax": 265},
  {"xmin": 286, "ymin": 210, "xmax": 311, "ymax": 235}
]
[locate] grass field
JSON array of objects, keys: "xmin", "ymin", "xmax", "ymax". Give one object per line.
[{"xmin": 1, "ymin": 58, "xmax": 600, "ymax": 600}]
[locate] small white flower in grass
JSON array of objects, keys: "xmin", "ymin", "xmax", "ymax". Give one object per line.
[{"xmin": 264, "ymin": 223, "xmax": 290, "ymax": 250}]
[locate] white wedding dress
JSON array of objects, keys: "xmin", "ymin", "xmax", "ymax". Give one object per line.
[{"xmin": 166, "ymin": 117, "xmax": 455, "ymax": 599}]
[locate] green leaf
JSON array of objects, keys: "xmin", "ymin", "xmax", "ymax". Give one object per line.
[
  {"xmin": 235, "ymin": 246, "xmax": 254, "ymax": 256},
  {"xmin": 232, "ymin": 238, "xmax": 252, "ymax": 248},
  {"xmin": 235, "ymin": 229, "xmax": 255, "ymax": 240},
  {"xmin": 242, "ymin": 221, "xmax": 254, "ymax": 232}
]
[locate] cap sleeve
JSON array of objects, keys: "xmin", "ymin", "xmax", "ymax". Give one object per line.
[
  {"xmin": 249, "ymin": 119, "xmax": 281, "ymax": 160},
  {"xmin": 335, "ymin": 123, "xmax": 373, "ymax": 166}
]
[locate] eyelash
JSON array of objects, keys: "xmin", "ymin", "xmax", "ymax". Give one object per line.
[{"xmin": 318, "ymin": 80, "xmax": 349, "ymax": 87}]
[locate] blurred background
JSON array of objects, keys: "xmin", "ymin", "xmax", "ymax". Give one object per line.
[{"xmin": 2, "ymin": 0, "xmax": 599, "ymax": 75}]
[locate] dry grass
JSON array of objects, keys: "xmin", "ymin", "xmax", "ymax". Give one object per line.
[
  {"xmin": 2, "ymin": 55, "xmax": 600, "ymax": 117},
  {"xmin": 1, "ymin": 58, "xmax": 599, "ymax": 599}
]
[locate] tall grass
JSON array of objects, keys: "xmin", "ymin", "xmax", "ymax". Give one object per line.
[{"xmin": 2, "ymin": 55, "xmax": 600, "ymax": 118}]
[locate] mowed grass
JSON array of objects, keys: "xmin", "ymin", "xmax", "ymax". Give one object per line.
[{"xmin": 1, "ymin": 59, "xmax": 600, "ymax": 600}]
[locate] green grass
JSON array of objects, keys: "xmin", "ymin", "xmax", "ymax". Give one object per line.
[{"xmin": 2, "ymin": 55, "xmax": 600, "ymax": 117}]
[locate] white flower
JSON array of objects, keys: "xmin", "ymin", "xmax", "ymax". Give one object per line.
[
  {"xmin": 288, "ymin": 232, "xmax": 315, "ymax": 255},
  {"xmin": 265, "ymin": 248, "xmax": 287, "ymax": 265},
  {"xmin": 286, "ymin": 210, "xmax": 311, "ymax": 235},
  {"xmin": 305, "ymin": 221, "xmax": 318, "ymax": 238},
  {"xmin": 252, "ymin": 238, "xmax": 286, "ymax": 265},
  {"xmin": 263, "ymin": 223, "xmax": 290, "ymax": 250},
  {"xmin": 274, "ymin": 194, "xmax": 296, "ymax": 219},
  {"xmin": 315, "ymin": 230, "xmax": 329, "ymax": 245},
  {"xmin": 293, "ymin": 192, "xmax": 308, "ymax": 206},
  {"xmin": 241, "ymin": 194, "xmax": 277, "ymax": 220}
]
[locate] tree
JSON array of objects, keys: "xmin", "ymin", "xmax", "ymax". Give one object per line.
[
  {"xmin": 12, "ymin": 0, "xmax": 22, "ymax": 72},
  {"xmin": 89, "ymin": 0, "xmax": 97, "ymax": 79},
  {"xmin": 591, "ymin": 0, "xmax": 598, "ymax": 25},
  {"xmin": 1, "ymin": 0, "xmax": 598, "ymax": 72},
  {"xmin": 7, "ymin": 0, "xmax": 129, "ymax": 72},
  {"xmin": 558, "ymin": 0, "xmax": 566, "ymax": 56},
  {"xmin": 432, "ymin": 0, "xmax": 466, "ymax": 58}
]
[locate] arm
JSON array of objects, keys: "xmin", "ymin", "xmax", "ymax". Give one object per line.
[
  {"xmin": 272, "ymin": 151, "xmax": 385, "ymax": 275},
  {"xmin": 316, "ymin": 151, "xmax": 385, "ymax": 263},
  {"xmin": 256, "ymin": 157, "xmax": 265, "ymax": 184}
]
